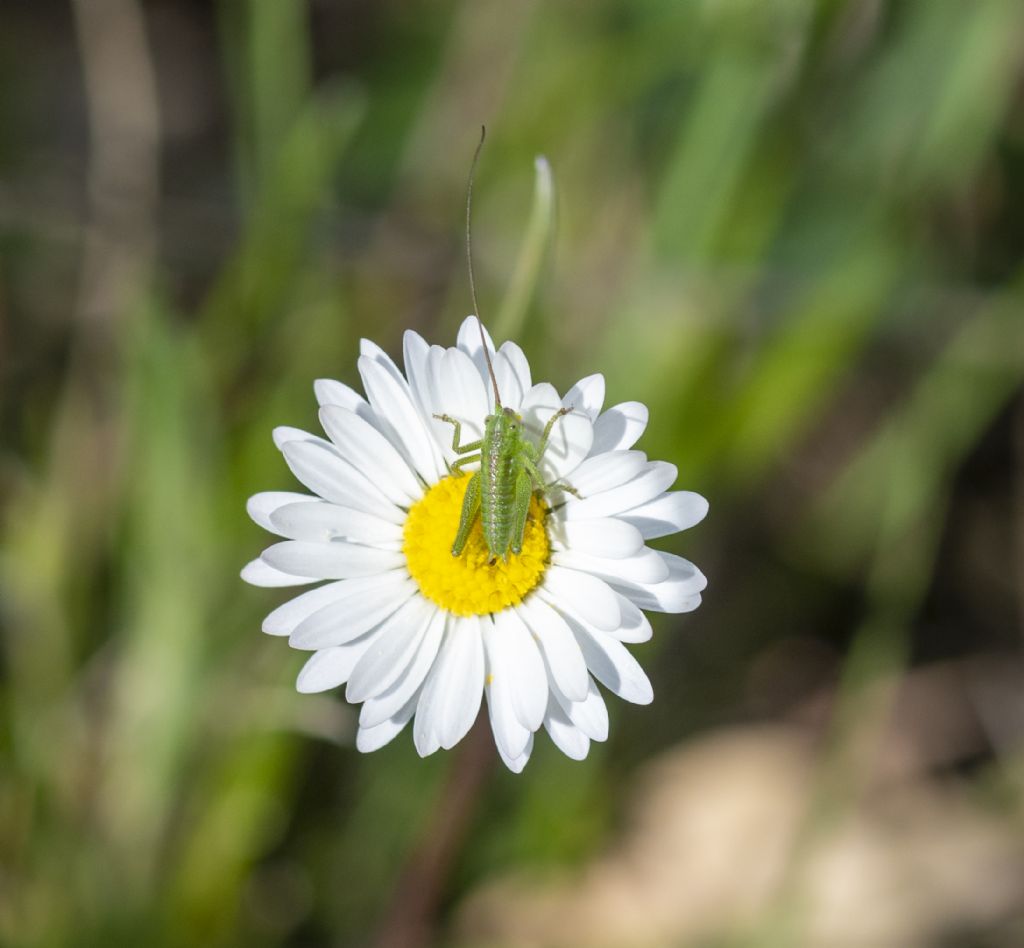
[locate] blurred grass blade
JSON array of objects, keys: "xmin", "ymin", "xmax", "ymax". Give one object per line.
[
  {"xmin": 494, "ymin": 155, "xmax": 555, "ymax": 341},
  {"xmin": 804, "ymin": 273, "xmax": 1024, "ymax": 575},
  {"xmin": 220, "ymin": 0, "xmax": 313, "ymax": 202},
  {"xmin": 726, "ymin": 230, "xmax": 902, "ymax": 476},
  {"xmin": 97, "ymin": 301, "xmax": 216, "ymax": 882},
  {"xmin": 201, "ymin": 87, "xmax": 364, "ymax": 372}
]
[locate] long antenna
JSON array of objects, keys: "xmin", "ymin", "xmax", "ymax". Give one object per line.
[{"xmin": 466, "ymin": 125, "xmax": 501, "ymax": 408}]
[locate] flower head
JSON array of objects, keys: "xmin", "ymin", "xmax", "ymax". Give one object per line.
[{"xmin": 243, "ymin": 317, "xmax": 707, "ymax": 771}]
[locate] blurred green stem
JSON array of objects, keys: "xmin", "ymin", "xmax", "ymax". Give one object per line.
[
  {"xmin": 220, "ymin": 0, "xmax": 312, "ymax": 204},
  {"xmin": 493, "ymin": 156, "xmax": 555, "ymax": 342}
]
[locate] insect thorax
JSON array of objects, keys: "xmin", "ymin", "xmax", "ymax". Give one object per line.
[{"xmin": 482, "ymin": 410, "xmax": 522, "ymax": 479}]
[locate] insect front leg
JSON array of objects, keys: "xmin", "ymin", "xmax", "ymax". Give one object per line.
[
  {"xmin": 451, "ymin": 472, "xmax": 482, "ymax": 556},
  {"xmin": 509, "ymin": 467, "xmax": 533, "ymax": 556},
  {"xmin": 536, "ymin": 407, "xmax": 574, "ymax": 459},
  {"xmin": 433, "ymin": 414, "xmax": 483, "ymax": 454},
  {"xmin": 451, "ymin": 452, "xmax": 481, "ymax": 474}
]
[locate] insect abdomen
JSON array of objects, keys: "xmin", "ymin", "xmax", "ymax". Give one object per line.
[{"xmin": 480, "ymin": 416, "xmax": 518, "ymax": 557}]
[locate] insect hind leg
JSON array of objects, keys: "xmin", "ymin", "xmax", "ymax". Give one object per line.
[
  {"xmin": 451, "ymin": 472, "xmax": 482, "ymax": 556},
  {"xmin": 509, "ymin": 468, "xmax": 533, "ymax": 555}
]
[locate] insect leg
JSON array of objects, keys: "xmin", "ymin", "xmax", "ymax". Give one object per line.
[
  {"xmin": 536, "ymin": 407, "xmax": 574, "ymax": 459},
  {"xmin": 509, "ymin": 467, "xmax": 533, "ymax": 555},
  {"xmin": 451, "ymin": 452, "xmax": 481, "ymax": 473},
  {"xmin": 520, "ymin": 448, "xmax": 580, "ymax": 497},
  {"xmin": 546, "ymin": 481, "xmax": 582, "ymax": 498},
  {"xmin": 521, "ymin": 453, "xmax": 545, "ymax": 491},
  {"xmin": 433, "ymin": 414, "xmax": 483, "ymax": 454},
  {"xmin": 451, "ymin": 472, "xmax": 482, "ymax": 556}
]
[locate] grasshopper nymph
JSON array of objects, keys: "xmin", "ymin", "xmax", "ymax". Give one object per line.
[
  {"xmin": 434, "ymin": 358, "xmax": 577, "ymax": 562},
  {"xmin": 435, "ymin": 128, "xmax": 578, "ymax": 562}
]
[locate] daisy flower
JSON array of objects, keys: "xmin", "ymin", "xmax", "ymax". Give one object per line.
[{"xmin": 243, "ymin": 317, "xmax": 707, "ymax": 771}]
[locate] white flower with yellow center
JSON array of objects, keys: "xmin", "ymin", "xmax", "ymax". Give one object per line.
[{"xmin": 243, "ymin": 317, "xmax": 707, "ymax": 771}]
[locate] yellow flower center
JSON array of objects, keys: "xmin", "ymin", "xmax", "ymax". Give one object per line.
[{"xmin": 403, "ymin": 474, "xmax": 550, "ymax": 616}]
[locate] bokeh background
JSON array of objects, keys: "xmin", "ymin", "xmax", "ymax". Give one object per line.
[{"xmin": 4, "ymin": 1, "xmax": 1024, "ymax": 945}]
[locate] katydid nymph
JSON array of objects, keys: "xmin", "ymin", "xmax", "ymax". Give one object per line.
[
  {"xmin": 434, "ymin": 342, "xmax": 578, "ymax": 562},
  {"xmin": 434, "ymin": 128, "xmax": 580, "ymax": 562}
]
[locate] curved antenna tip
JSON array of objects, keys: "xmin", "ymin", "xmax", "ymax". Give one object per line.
[{"xmin": 465, "ymin": 127, "xmax": 501, "ymax": 407}]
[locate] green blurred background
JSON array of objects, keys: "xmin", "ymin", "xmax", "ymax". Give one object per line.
[{"xmin": 4, "ymin": 1, "xmax": 1024, "ymax": 945}]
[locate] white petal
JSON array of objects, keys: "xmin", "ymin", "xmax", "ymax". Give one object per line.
[
  {"xmin": 610, "ymin": 551, "xmax": 707, "ymax": 614},
  {"xmin": 359, "ymin": 337, "xmax": 407, "ymax": 386},
  {"xmin": 676, "ymin": 593, "xmax": 703, "ymax": 612},
  {"xmin": 313, "ymin": 378, "xmax": 377, "ymax": 428},
  {"xmin": 457, "ymin": 313, "xmax": 496, "ymax": 355},
  {"xmin": 356, "ymin": 694, "xmax": 418, "ymax": 752},
  {"xmin": 273, "ymin": 426, "xmax": 331, "ymax": 450},
  {"xmin": 607, "ymin": 594, "xmax": 653, "ymax": 643},
  {"xmin": 319, "ymin": 406, "xmax": 421, "ymax": 505},
  {"xmin": 520, "ymin": 383, "xmax": 593, "ymax": 483},
  {"xmin": 489, "ymin": 610, "xmax": 547, "ymax": 731},
  {"xmin": 296, "ymin": 640, "xmax": 373, "ymax": 693},
  {"xmin": 436, "ymin": 347, "xmax": 489, "ymax": 445},
  {"xmin": 571, "ymin": 620, "xmax": 653, "ymax": 705},
  {"xmin": 548, "ymin": 518, "xmax": 644, "ymax": 559},
  {"xmin": 543, "ymin": 698, "xmax": 590, "ymax": 760},
  {"xmin": 456, "ymin": 315, "xmax": 499, "ymax": 406},
  {"xmin": 281, "ymin": 440, "xmax": 404, "ymax": 523},
  {"xmin": 551, "ymin": 675, "xmax": 609, "ymax": 742},
  {"xmin": 269, "ymin": 502, "xmax": 403, "ymax": 547},
  {"xmin": 241, "ymin": 558, "xmax": 317, "ymax": 587},
  {"xmin": 497, "ymin": 341, "xmax": 532, "ymax": 404},
  {"xmin": 247, "ymin": 491, "xmax": 317, "ymax": 533},
  {"xmin": 620, "ymin": 586, "xmax": 704, "ymax": 614},
  {"xmin": 539, "ymin": 566, "xmax": 620, "ymax": 632},
  {"xmin": 290, "ymin": 573, "xmax": 417, "ymax": 649},
  {"xmin": 484, "ymin": 625, "xmax": 532, "ymax": 761},
  {"xmin": 552, "ymin": 450, "xmax": 647, "ymax": 499},
  {"xmin": 516, "ymin": 596, "xmax": 589, "ymax": 702},
  {"xmin": 496, "ymin": 731, "xmax": 533, "ymax": 774},
  {"xmin": 552, "ymin": 547, "xmax": 670, "ymax": 586},
  {"xmin": 421, "ymin": 344, "xmax": 463, "ymax": 459},
  {"xmin": 438, "ymin": 616, "xmax": 486, "ymax": 749},
  {"xmin": 492, "ymin": 350, "xmax": 527, "ymax": 411},
  {"xmin": 403, "ymin": 331, "xmax": 435, "ymax": 420},
  {"xmin": 261, "ymin": 540, "xmax": 405, "ymax": 579},
  {"xmin": 346, "ymin": 597, "xmax": 436, "ymax": 703},
  {"xmin": 413, "ymin": 615, "xmax": 484, "ymax": 755},
  {"xmin": 519, "ymin": 382, "xmax": 558, "ymax": 418},
  {"xmin": 359, "ymin": 609, "xmax": 445, "ymax": 728},
  {"xmin": 261, "ymin": 580, "xmax": 348, "ymax": 636},
  {"xmin": 619, "ymin": 491, "xmax": 709, "ymax": 538},
  {"xmin": 358, "ymin": 354, "xmax": 443, "ymax": 483},
  {"xmin": 561, "ymin": 462, "xmax": 677, "ymax": 520},
  {"xmin": 563, "ymin": 374, "xmax": 605, "ymax": 421},
  {"xmin": 590, "ymin": 401, "xmax": 649, "ymax": 454}
]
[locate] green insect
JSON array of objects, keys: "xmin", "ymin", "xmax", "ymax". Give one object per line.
[
  {"xmin": 435, "ymin": 349, "xmax": 576, "ymax": 561},
  {"xmin": 435, "ymin": 128, "xmax": 578, "ymax": 562}
]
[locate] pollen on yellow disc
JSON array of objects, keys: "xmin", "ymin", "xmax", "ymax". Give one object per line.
[{"xmin": 403, "ymin": 474, "xmax": 550, "ymax": 617}]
